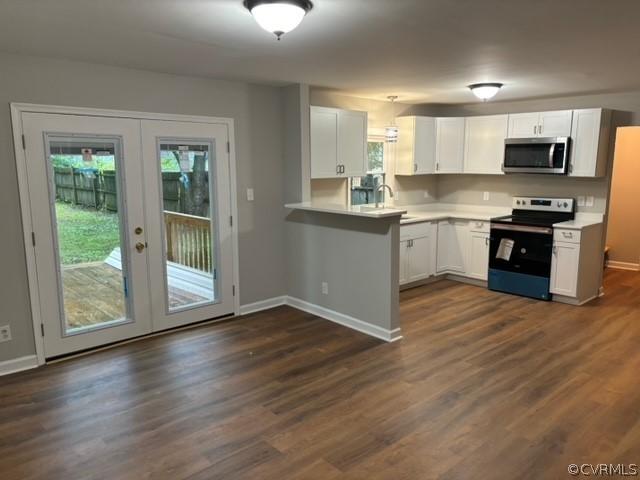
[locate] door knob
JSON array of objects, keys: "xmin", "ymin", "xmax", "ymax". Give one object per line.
[{"xmin": 135, "ymin": 242, "xmax": 146, "ymax": 253}]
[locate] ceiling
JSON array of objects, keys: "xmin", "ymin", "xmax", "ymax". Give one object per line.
[{"xmin": 1, "ymin": 0, "xmax": 639, "ymax": 104}]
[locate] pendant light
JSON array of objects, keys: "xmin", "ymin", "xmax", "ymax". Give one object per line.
[
  {"xmin": 385, "ymin": 96, "xmax": 399, "ymax": 143},
  {"xmin": 244, "ymin": 0, "xmax": 313, "ymax": 40},
  {"xmin": 468, "ymin": 83, "xmax": 504, "ymax": 101}
]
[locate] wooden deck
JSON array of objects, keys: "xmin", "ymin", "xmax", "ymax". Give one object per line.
[
  {"xmin": 2, "ymin": 269, "xmax": 639, "ymax": 479},
  {"xmin": 61, "ymin": 263, "xmax": 208, "ymax": 329}
]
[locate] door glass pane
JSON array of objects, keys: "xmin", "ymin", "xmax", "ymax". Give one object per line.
[
  {"xmin": 158, "ymin": 141, "xmax": 216, "ymax": 311},
  {"xmin": 48, "ymin": 137, "xmax": 129, "ymax": 334}
]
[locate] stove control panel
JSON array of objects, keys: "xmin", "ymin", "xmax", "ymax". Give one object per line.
[{"xmin": 512, "ymin": 197, "xmax": 574, "ymax": 213}]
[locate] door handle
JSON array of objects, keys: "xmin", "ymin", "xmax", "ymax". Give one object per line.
[
  {"xmin": 534, "ymin": 125, "xmax": 537, "ymax": 135},
  {"xmin": 135, "ymin": 242, "xmax": 146, "ymax": 253}
]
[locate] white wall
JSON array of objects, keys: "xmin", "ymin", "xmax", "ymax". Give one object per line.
[{"xmin": 0, "ymin": 52, "xmax": 286, "ymax": 362}]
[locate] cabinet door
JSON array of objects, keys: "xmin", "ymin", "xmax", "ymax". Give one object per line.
[
  {"xmin": 463, "ymin": 115, "xmax": 508, "ymax": 174},
  {"xmin": 550, "ymin": 242, "xmax": 579, "ymax": 297},
  {"xmin": 467, "ymin": 232, "xmax": 490, "ymax": 280},
  {"xmin": 408, "ymin": 235, "xmax": 433, "ymax": 282},
  {"xmin": 399, "ymin": 240, "xmax": 409, "ymax": 285},
  {"xmin": 414, "ymin": 116, "xmax": 437, "ymax": 174},
  {"xmin": 310, "ymin": 107, "xmax": 338, "ymax": 178},
  {"xmin": 436, "ymin": 221, "xmax": 451, "ymax": 273},
  {"xmin": 507, "ymin": 113, "xmax": 539, "ymax": 138},
  {"xmin": 569, "ymin": 109, "xmax": 608, "ymax": 177},
  {"xmin": 339, "ymin": 110, "xmax": 368, "ymax": 177},
  {"xmin": 539, "ymin": 110, "xmax": 572, "ymax": 137},
  {"xmin": 435, "ymin": 118, "xmax": 465, "ymax": 173},
  {"xmin": 449, "ymin": 221, "xmax": 468, "ymax": 273}
]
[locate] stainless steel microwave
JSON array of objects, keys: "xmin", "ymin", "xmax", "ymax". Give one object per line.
[{"xmin": 503, "ymin": 137, "xmax": 571, "ymax": 174}]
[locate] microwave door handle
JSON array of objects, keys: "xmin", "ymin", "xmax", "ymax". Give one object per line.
[{"xmin": 549, "ymin": 143, "xmax": 556, "ymax": 168}]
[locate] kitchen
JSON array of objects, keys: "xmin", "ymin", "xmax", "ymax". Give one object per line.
[{"xmin": 284, "ymin": 88, "xmax": 619, "ymax": 340}]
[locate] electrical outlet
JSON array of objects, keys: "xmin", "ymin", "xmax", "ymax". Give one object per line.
[
  {"xmin": 321, "ymin": 282, "xmax": 329, "ymax": 295},
  {"xmin": 483, "ymin": 191, "xmax": 490, "ymax": 201},
  {"xmin": 577, "ymin": 196, "xmax": 586, "ymax": 207},
  {"xmin": 0, "ymin": 325, "xmax": 11, "ymax": 343},
  {"xmin": 423, "ymin": 191, "xmax": 430, "ymax": 199},
  {"xmin": 586, "ymin": 196, "xmax": 595, "ymax": 207},
  {"xmin": 246, "ymin": 188, "xmax": 254, "ymax": 202}
]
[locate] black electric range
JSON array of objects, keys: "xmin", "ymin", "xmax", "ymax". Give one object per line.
[{"xmin": 488, "ymin": 197, "xmax": 575, "ymax": 300}]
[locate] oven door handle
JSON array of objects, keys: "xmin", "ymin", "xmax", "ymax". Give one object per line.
[{"xmin": 490, "ymin": 223, "xmax": 553, "ymax": 235}]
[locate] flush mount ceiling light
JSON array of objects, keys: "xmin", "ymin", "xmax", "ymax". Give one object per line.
[
  {"xmin": 244, "ymin": 0, "xmax": 313, "ymax": 40},
  {"xmin": 468, "ymin": 83, "xmax": 504, "ymax": 101}
]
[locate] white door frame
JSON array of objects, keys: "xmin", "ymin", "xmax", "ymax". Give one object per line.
[{"xmin": 11, "ymin": 103, "xmax": 241, "ymax": 366}]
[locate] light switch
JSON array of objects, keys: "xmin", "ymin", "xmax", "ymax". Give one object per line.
[
  {"xmin": 577, "ymin": 196, "xmax": 586, "ymax": 207},
  {"xmin": 586, "ymin": 196, "xmax": 594, "ymax": 207},
  {"xmin": 247, "ymin": 188, "xmax": 254, "ymax": 201},
  {"xmin": 483, "ymin": 191, "xmax": 490, "ymax": 201}
]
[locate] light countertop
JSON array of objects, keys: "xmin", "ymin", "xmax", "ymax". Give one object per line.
[
  {"xmin": 552, "ymin": 214, "xmax": 604, "ymax": 230},
  {"xmin": 285, "ymin": 202, "xmax": 407, "ymax": 219},
  {"xmin": 400, "ymin": 204, "xmax": 510, "ymax": 225},
  {"xmin": 399, "ymin": 204, "xmax": 603, "ymax": 230}
]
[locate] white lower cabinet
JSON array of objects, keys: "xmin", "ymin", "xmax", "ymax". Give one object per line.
[
  {"xmin": 550, "ymin": 241, "xmax": 580, "ymax": 297},
  {"xmin": 399, "ymin": 240, "xmax": 410, "ymax": 285},
  {"xmin": 467, "ymin": 231, "xmax": 490, "ymax": 281},
  {"xmin": 399, "ymin": 222, "xmax": 436, "ymax": 286},
  {"xmin": 400, "ymin": 218, "xmax": 491, "ymax": 285},
  {"xmin": 436, "ymin": 220, "xmax": 467, "ymax": 274}
]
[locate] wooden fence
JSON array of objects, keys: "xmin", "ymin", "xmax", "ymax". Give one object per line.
[
  {"xmin": 164, "ymin": 211, "xmax": 212, "ymax": 273},
  {"xmin": 53, "ymin": 168, "xmax": 210, "ymax": 215}
]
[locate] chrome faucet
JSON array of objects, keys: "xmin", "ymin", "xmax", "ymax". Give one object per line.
[{"xmin": 374, "ymin": 184, "xmax": 394, "ymax": 208}]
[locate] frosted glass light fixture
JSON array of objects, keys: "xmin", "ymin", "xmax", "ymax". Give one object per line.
[
  {"xmin": 385, "ymin": 96, "xmax": 399, "ymax": 143},
  {"xmin": 469, "ymin": 83, "xmax": 504, "ymax": 101},
  {"xmin": 244, "ymin": 0, "xmax": 313, "ymax": 40}
]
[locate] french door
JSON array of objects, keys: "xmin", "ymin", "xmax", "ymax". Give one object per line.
[{"xmin": 20, "ymin": 112, "xmax": 235, "ymax": 358}]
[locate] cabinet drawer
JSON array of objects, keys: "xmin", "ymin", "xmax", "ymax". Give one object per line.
[
  {"xmin": 400, "ymin": 221, "xmax": 433, "ymax": 240},
  {"xmin": 468, "ymin": 220, "xmax": 490, "ymax": 233},
  {"xmin": 554, "ymin": 228, "xmax": 581, "ymax": 244}
]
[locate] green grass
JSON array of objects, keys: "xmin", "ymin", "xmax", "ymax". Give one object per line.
[{"xmin": 55, "ymin": 202, "xmax": 120, "ymax": 265}]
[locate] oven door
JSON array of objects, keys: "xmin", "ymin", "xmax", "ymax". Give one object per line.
[
  {"xmin": 488, "ymin": 223, "xmax": 554, "ymax": 300},
  {"xmin": 503, "ymin": 137, "xmax": 570, "ymax": 174}
]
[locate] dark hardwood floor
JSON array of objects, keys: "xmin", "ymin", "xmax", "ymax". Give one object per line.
[{"xmin": 2, "ymin": 269, "xmax": 640, "ymax": 479}]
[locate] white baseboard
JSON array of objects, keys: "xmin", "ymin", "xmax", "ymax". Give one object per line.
[
  {"xmin": 0, "ymin": 355, "xmax": 39, "ymax": 377},
  {"xmin": 607, "ymin": 260, "xmax": 640, "ymax": 271},
  {"xmin": 286, "ymin": 296, "xmax": 402, "ymax": 343},
  {"xmin": 239, "ymin": 296, "xmax": 288, "ymax": 315}
]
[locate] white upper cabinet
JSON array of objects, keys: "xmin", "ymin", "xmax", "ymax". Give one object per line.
[
  {"xmin": 310, "ymin": 106, "xmax": 367, "ymax": 179},
  {"xmin": 338, "ymin": 110, "xmax": 367, "ymax": 177},
  {"xmin": 310, "ymin": 107, "xmax": 338, "ymax": 178},
  {"xmin": 507, "ymin": 110, "xmax": 573, "ymax": 138},
  {"xmin": 539, "ymin": 110, "xmax": 573, "ymax": 137},
  {"xmin": 395, "ymin": 116, "xmax": 436, "ymax": 175},
  {"xmin": 507, "ymin": 112, "xmax": 540, "ymax": 138},
  {"xmin": 463, "ymin": 115, "xmax": 508, "ymax": 174},
  {"xmin": 569, "ymin": 108, "xmax": 611, "ymax": 177},
  {"xmin": 435, "ymin": 117, "xmax": 465, "ymax": 173}
]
